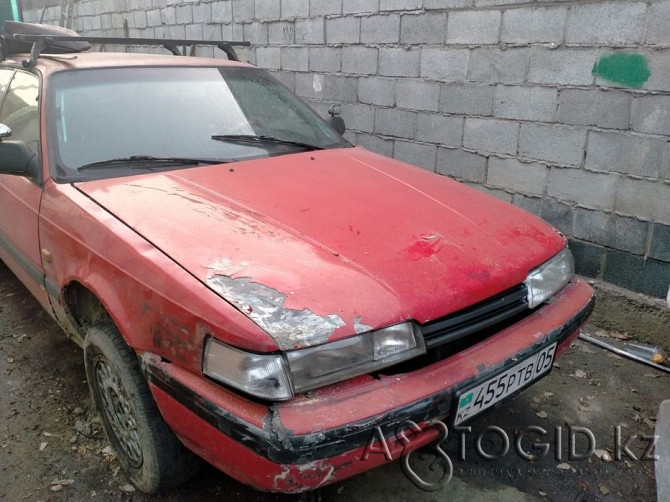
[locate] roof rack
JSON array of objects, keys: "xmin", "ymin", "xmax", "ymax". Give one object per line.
[{"xmin": 1, "ymin": 33, "xmax": 251, "ymax": 67}]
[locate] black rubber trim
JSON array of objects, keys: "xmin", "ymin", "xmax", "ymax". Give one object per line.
[
  {"xmin": 0, "ymin": 227, "xmax": 46, "ymax": 289},
  {"xmin": 144, "ymin": 293, "xmax": 595, "ymax": 464},
  {"xmin": 422, "ymin": 284, "xmax": 529, "ymax": 348}
]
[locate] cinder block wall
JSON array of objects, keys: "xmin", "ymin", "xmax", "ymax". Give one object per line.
[{"xmin": 20, "ymin": 0, "xmax": 670, "ymax": 298}]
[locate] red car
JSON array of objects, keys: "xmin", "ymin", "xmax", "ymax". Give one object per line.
[{"xmin": 0, "ymin": 23, "xmax": 594, "ymax": 494}]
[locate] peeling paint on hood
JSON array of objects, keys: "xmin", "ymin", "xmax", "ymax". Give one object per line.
[{"xmin": 206, "ymin": 275, "xmax": 345, "ymax": 350}]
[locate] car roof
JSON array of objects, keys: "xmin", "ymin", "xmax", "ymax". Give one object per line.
[{"xmin": 1, "ymin": 51, "xmax": 252, "ymax": 76}]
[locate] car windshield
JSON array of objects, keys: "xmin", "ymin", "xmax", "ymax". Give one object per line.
[{"xmin": 47, "ymin": 66, "xmax": 350, "ymax": 181}]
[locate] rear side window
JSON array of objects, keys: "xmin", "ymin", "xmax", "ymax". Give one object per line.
[{"xmin": 0, "ymin": 70, "xmax": 39, "ymax": 155}]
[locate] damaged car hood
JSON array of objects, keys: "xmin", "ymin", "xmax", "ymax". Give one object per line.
[{"xmin": 74, "ymin": 147, "xmax": 567, "ymax": 350}]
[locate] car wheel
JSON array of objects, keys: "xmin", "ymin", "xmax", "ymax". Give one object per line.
[{"xmin": 84, "ymin": 323, "xmax": 200, "ymax": 493}]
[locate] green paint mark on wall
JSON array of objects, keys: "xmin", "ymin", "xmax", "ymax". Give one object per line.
[{"xmin": 592, "ymin": 53, "xmax": 650, "ymax": 89}]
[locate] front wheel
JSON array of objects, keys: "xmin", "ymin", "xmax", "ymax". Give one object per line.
[{"xmin": 84, "ymin": 323, "xmax": 200, "ymax": 493}]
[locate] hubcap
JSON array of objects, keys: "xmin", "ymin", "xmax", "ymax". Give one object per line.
[{"xmin": 94, "ymin": 358, "xmax": 143, "ymax": 467}]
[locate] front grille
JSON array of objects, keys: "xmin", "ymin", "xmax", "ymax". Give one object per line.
[
  {"xmin": 379, "ymin": 284, "xmax": 533, "ymax": 375},
  {"xmin": 421, "ymin": 283, "xmax": 529, "ymax": 349}
]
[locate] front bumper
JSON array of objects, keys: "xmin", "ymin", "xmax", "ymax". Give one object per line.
[{"xmin": 143, "ymin": 279, "xmax": 594, "ymax": 493}]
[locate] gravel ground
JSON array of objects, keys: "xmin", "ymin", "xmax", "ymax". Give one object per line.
[{"xmin": 0, "ymin": 260, "xmax": 666, "ymax": 502}]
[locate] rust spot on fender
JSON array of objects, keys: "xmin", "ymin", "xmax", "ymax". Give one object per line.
[{"xmin": 206, "ymin": 275, "xmax": 345, "ymax": 350}]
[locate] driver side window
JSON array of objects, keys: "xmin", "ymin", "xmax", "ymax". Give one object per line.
[{"xmin": 0, "ymin": 70, "xmax": 40, "ymax": 156}]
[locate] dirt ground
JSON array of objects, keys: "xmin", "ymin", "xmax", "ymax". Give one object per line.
[{"xmin": 0, "ymin": 260, "xmax": 667, "ymax": 502}]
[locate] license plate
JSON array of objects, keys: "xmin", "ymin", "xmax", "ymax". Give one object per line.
[{"xmin": 453, "ymin": 343, "xmax": 557, "ymax": 425}]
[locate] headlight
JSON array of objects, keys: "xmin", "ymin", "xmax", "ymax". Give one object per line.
[
  {"xmin": 203, "ymin": 339, "xmax": 293, "ymax": 400},
  {"xmin": 286, "ymin": 322, "xmax": 426, "ymax": 393},
  {"xmin": 524, "ymin": 248, "xmax": 575, "ymax": 308},
  {"xmin": 203, "ymin": 322, "xmax": 426, "ymax": 400}
]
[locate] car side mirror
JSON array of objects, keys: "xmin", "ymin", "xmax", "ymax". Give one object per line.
[
  {"xmin": 0, "ymin": 137, "xmax": 40, "ymax": 178},
  {"xmin": 327, "ymin": 105, "xmax": 345, "ymax": 135}
]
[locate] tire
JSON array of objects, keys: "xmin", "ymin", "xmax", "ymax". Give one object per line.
[{"xmin": 84, "ymin": 323, "xmax": 201, "ymax": 493}]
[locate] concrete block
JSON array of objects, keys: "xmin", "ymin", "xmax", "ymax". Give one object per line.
[
  {"xmin": 650, "ymin": 223, "xmax": 670, "ymax": 262},
  {"xmin": 203, "ymin": 23, "xmax": 223, "ymax": 41},
  {"xmin": 355, "ymin": 132, "xmax": 395, "ymax": 157},
  {"xmin": 420, "ymin": 48, "xmax": 469, "ymax": 80},
  {"xmin": 281, "ymin": 0, "xmax": 308, "ymax": 18},
  {"xmin": 244, "ymin": 22, "xmax": 268, "ymax": 45},
  {"xmin": 396, "ymin": 80, "xmax": 441, "ymax": 112},
  {"xmin": 463, "ymin": 118, "xmax": 518, "ymax": 155},
  {"xmin": 616, "ymin": 178, "xmax": 670, "ymax": 225},
  {"xmin": 232, "ymin": 0, "xmax": 253, "ymax": 21},
  {"xmin": 255, "ymin": 0, "xmax": 280, "ymax": 20},
  {"xmin": 375, "ymin": 108, "xmax": 417, "ymax": 139},
  {"xmin": 607, "ymin": 214, "xmax": 649, "ymax": 255},
  {"xmin": 256, "ymin": 47, "xmax": 281, "ymax": 70},
  {"xmin": 340, "ymin": 103, "xmax": 375, "ymax": 133},
  {"xmin": 281, "ymin": 47, "xmax": 309, "ymax": 71},
  {"xmin": 540, "ymin": 198, "xmax": 574, "ymax": 235},
  {"xmin": 380, "ymin": 48, "xmax": 421, "ymax": 77},
  {"xmin": 644, "ymin": 51, "xmax": 670, "ymax": 93},
  {"xmin": 558, "ymin": 89, "xmax": 632, "ymax": 130},
  {"xmin": 361, "ymin": 14, "xmax": 400, "ymax": 44},
  {"xmin": 436, "ymin": 148, "xmax": 487, "ymax": 183},
  {"xmin": 632, "ymin": 95, "xmax": 670, "ymax": 135},
  {"xmin": 573, "ymin": 207, "xmax": 609, "ymax": 247},
  {"xmin": 475, "ymin": 0, "xmax": 527, "ymax": 5},
  {"xmin": 326, "ymin": 16, "xmax": 360, "ymax": 44},
  {"xmin": 192, "ymin": 3, "xmax": 210, "ymax": 23},
  {"xmin": 358, "ymin": 77, "xmax": 395, "ymax": 106},
  {"xmin": 528, "ymin": 49, "xmax": 598, "ymax": 86},
  {"xmin": 380, "ymin": 0, "xmax": 421, "ymax": 11},
  {"xmin": 327, "ymin": 75, "xmax": 360, "ymax": 102},
  {"xmin": 512, "ymin": 193, "xmax": 542, "ymax": 216},
  {"xmin": 470, "ymin": 184, "xmax": 513, "ymax": 203},
  {"xmin": 566, "ymin": 2, "xmax": 647, "ymax": 45},
  {"xmin": 469, "ymin": 48, "xmax": 528, "ymax": 84},
  {"xmin": 344, "ymin": 0, "xmax": 379, "ymax": 14},
  {"xmin": 310, "ymin": 0, "xmax": 342, "ymax": 16},
  {"xmin": 342, "ymin": 47, "xmax": 378, "ymax": 75},
  {"xmin": 519, "ymin": 124, "xmax": 586, "ymax": 166},
  {"xmin": 185, "ymin": 23, "xmax": 203, "ymax": 40},
  {"xmin": 447, "ymin": 10, "xmax": 500, "ymax": 44},
  {"xmin": 295, "ymin": 18, "xmax": 324, "ymax": 44},
  {"xmin": 495, "ymin": 85, "xmax": 556, "ymax": 122},
  {"xmin": 175, "ymin": 4, "xmax": 192, "ymax": 23},
  {"xmin": 309, "ymin": 47, "xmax": 342, "ymax": 72},
  {"xmin": 603, "ymin": 250, "xmax": 670, "ymax": 298},
  {"xmin": 400, "ymin": 12, "xmax": 446, "ymax": 44},
  {"xmin": 586, "ymin": 131, "xmax": 669, "ymax": 178},
  {"xmin": 568, "ymin": 239, "xmax": 605, "ymax": 278},
  {"xmin": 394, "ymin": 141, "xmax": 438, "ymax": 171},
  {"xmin": 160, "ymin": 6, "xmax": 176, "ymax": 24},
  {"xmin": 133, "ymin": 10, "xmax": 148, "ymax": 29},
  {"xmin": 416, "ymin": 114, "xmax": 464, "ymax": 146},
  {"xmin": 441, "ymin": 83, "xmax": 495, "ymax": 116},
  {"xmin": 502, "ymin": 7, "xmax": 566, "ymax": 44},
  {"xmin": 268, "ymin": 21, "xmax": 295, "ymax": 44},
  {"xmin": 211, "ymin": 1, "xmax": 232, "ymax": 23},
  {"xmin": 646, "ymin": 1, "xmax": 670, "ymax": 45},
  {"xmin": 547, "ymin": 167, "xmax": 617, "ymax": 210},
  {"xmin": 487, "ymin": 157, "xmax": 547, "ymax": 195},
  {"xmin": 425, "ymin": 0, "xmax": 472, "ymax": 8}
]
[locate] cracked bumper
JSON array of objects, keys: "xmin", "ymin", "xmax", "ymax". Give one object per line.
[{"xmin": 144, "ymin": 279, "xmax": 594, "ymax": 493}]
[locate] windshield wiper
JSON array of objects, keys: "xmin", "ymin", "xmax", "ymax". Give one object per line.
[
  {"xmin": 211, "ymin": 134, "xmax": 324, "ymax": 151},
  {"xmin": 77, "ymin": 155, "xmax": 228, "ymax": 171}
]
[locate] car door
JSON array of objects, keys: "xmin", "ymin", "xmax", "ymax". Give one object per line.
[{"xmin": 0, "ymin": 68, "xmax": 49, "ymax": 309}]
